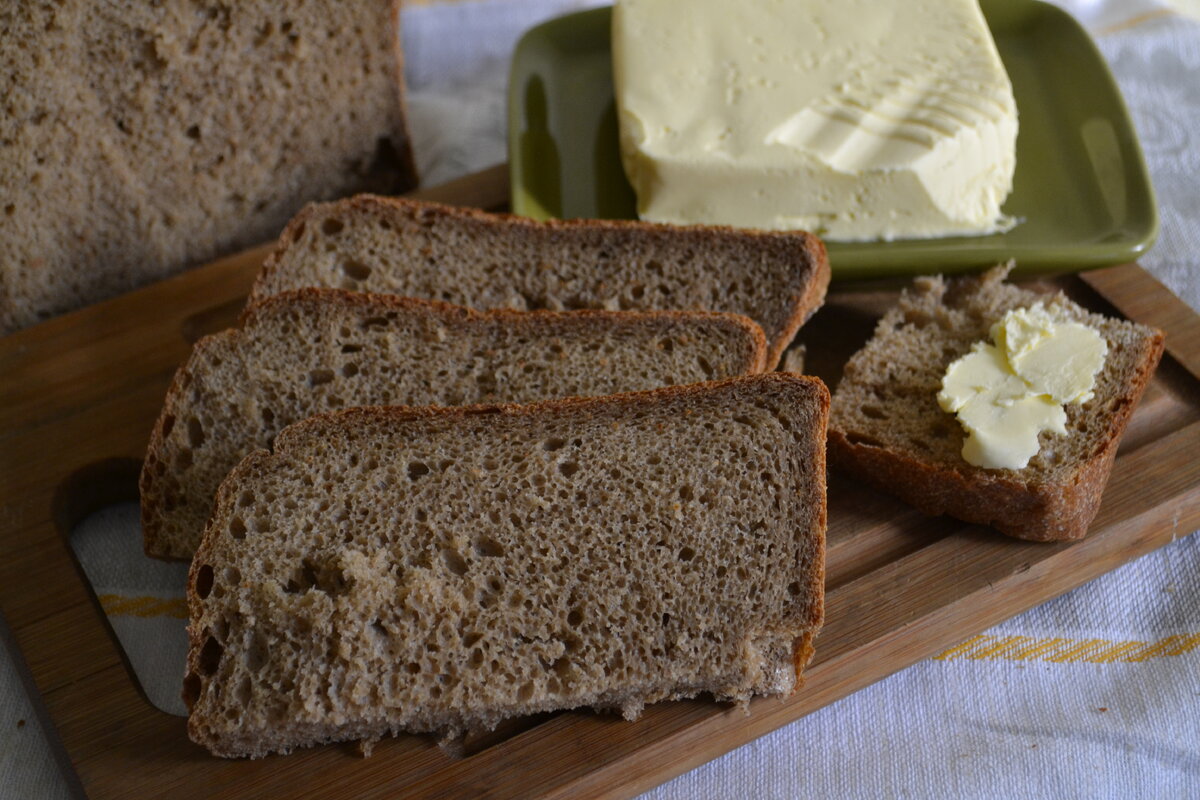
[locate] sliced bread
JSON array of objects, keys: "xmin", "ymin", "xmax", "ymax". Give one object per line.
[
  {"xmin": 828, "ymin": 265, "xmax": 1164, "ymax": 541},
  {"xmin": 184, "ymin": 373, "xmax": 829, "ymax": 758},
  {"xmin": 141, "ymin": 290, "xmax": 769, "ymax": 559},
  {"xmin": 247, "ymin": 195, "xmax": 830, "ymax": 367},
  {"xmin": 1, "ymin": 1, "xmax": 416, "ymax": 333}
]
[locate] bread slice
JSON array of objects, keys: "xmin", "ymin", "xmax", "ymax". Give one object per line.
[
  {"xmin": 829, "ymin": 265, "xmax": 1164, "ymax": 541},
  {"xmin": 183, "ymin": 373, "xmax": 828, "ymax": 758},
  {"xmin": 141, "ymin": 290, "xmax": 770, "ymax": 559},
  {"xmin": 248, "ymin": 195, "xmax": 830, "ymax": 368},
  {"xmin": 0, "ymin": 1, "xmax": 416, "ymax": 333}
]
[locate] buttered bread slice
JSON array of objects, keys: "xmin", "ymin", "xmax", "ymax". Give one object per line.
[
  {"xmin": 141, "ymin": 290, "xmax": 769, "ymax": 559},
  {"xmin": 829, "ymin": 266, "xmax": 1164, "ymax": 541},
  {"xmin": 184, "ymin": 374, "xmax": 828, "ymax": 758}
]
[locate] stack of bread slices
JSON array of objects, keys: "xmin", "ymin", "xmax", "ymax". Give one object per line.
[
  {"xmin": 143, "ymin": 196, "xmax": 834, "ymax": 757},
  {"xmin": 148, "ymin": 195, "xmax": 1165, "ymax": 761}
]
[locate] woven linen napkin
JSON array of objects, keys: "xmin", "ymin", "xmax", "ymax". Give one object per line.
[{"xmin": 2, "ymin": 1, "xmax": 1196, "ymax": 798}]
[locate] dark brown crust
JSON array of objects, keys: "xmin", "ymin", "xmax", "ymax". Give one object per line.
[
  {"xmin": 236, "ymin": 288, "xmax": 770, "ymax": 374},
  {"xmin": 249, "ymin": 194, "xmax": 831, "ymax": 368},
  {"xmin": 387, "ymin": 0, "xmax": 420, "ymax": 192},
  {"xmin": 271, "ymin": 372, "xmax": 828, "ymax": 450},
  {"xmin": 142, "ymin": 293, "xmax": 770, "ymax": 558},
  {"xmin": 829, "ymin": 329, "xmax": 1165, "ymax": 542}
]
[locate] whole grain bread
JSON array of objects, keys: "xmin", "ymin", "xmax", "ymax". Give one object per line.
[
  {"xmin": 141, "ymin": 290, "xmax": 769, "ymax": 559},
  {"xmin": 248, "ymin": 195, "xmax": 830, "ymax": 367},
  {"xmin": 184, "ymin": 373, "xmax": 828, "ymax": 758},
  {"xmin": 0, "ymin": 1, "xmax": 417, "ymax": 334},
  {"xmin": 829, "ymin": 265, "xmax": 1164, "ymax": 541}
]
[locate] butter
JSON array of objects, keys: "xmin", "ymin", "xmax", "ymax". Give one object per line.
[
  {"xmin": 612, "ymin": 0, "xmax": 1018, "ymax": 240},
  {"xmin": 938, "ymin": 304, "xmax": 1107, "ymax": 470}
]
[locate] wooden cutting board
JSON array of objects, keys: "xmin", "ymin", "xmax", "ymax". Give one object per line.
[{"xmin": 1, "ymin": 166, "xmax": 1197, "ymax": 799}]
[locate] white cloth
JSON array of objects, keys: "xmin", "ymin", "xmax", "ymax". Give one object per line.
[{"xmin": 2, "ymin": 1, "xmax": 1197, "ymax": 797}]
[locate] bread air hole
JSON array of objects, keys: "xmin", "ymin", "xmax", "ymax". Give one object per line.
[
  {"xmin": 182, "ymin": 673, "xmax": 202, "ymax": 710},
  {"xmin": 160, "ymin": 414, "xmax": 175, "ymax": 438},
  {"xmin": 407, "ymin": 461, "xmax": 429, "ymax": 480},
  {"xmin": 246, "ymin": 633, "xmax": 268, "ymax": 672},
  {"xmin": 229, "ymin": 517, "xmax": 247, "ymax": 539},
  {"xmin": 199, "ymin": 635, "xmax": 223, "ymax": 675},
  {"xmin": 846, "ymin": 432, "xmax": 885, "ymax": 448},
  {"xmin": 195, "ymin": 564, "xmax": 214, "ymax": 599},
  {"xmin": 441, "ymin": 548, "xmax": 468, "ymax": 576},
  {"xmin": 283, "ymin": 559, "xmax": 348, "ymax": 596},
  {"xmin": 861, "ymin": 405, "xmax": 887, "ymax": 420},
  {"xmin": 308, "ymin": 368, "xmax": 334, "ymax": 387},
  {"xmin": 473, "ymin": 536, "xmax": 504, "ymax": 558},
  {"xmin": 342, "ymin": 258, "xmax": 371, "ymax": 281},
  {"xmin": 321, "ymin": 218, "xmax": 344, "ymax": 235}
]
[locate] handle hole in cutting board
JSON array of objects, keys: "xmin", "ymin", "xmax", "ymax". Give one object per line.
[
  {"xmin": 51, "ymin": 457, "xmax": 142, "ymax": 535},
  {"xmin": 54, "ymin": 458, "xmax": 191, "ymax": 717}
]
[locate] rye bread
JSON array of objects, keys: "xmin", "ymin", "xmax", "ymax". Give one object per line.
[
  {"xmin": 247, "ymin": 195, "xmax": 830, "ymax": 368},
  {"xmin": 184, "ymin": 373, "xmax": 828, "ymax": 758},
  {"xmin": 0, "ymin": 1, "xmax": 416, "ymax": 333},
  {"xmin": 829, "ymin": 265, "xmax": 1165, "ymax": 541},
  {"xmin": 141, "ymin": 290, "xmax": 769, "ymax": 559}
]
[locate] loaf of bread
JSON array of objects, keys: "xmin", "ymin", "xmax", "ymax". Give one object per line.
[
  {"xmin": 829, "ymin": 266, "xmax": 1164, "ymax": 541},
  {"xmin": 184, "ymin": 373, "xmax": 829, "ymax": 758},
  {"xmin": 141, "ymin": 290, "xmax": 770, "ymax": 559},
  {"xmin": 248, "ymin": 196, "xmax": 830, "ymax": 367},
  {"xmin": 0, "ymin": 1, "xmax": 416, "ymax": 333}
]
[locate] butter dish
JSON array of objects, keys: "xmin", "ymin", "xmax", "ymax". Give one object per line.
[{"xmin": 507, "ymin": 0, "xmax": 1157, "ymax": 278}]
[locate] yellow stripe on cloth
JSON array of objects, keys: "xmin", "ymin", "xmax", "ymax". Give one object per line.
[
  {"xmin": 98, "ymin": 594, "xmax": 188, "ymax": 619},
  {"xmin": 934, "ymin": 632, "xmax": 1200, "ymax": 665}
]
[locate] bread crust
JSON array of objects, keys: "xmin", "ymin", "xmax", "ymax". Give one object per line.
[
  {"xmin": 250, "ymin": 194, "xmax": 830, "ymax": 368},
  {"xmin": 236, "ymin": 288, "xmax": 770, "ymax": 374},
  {"xmin": 387, "ymin": 0, "xmax": 420, "ymax": 191}
]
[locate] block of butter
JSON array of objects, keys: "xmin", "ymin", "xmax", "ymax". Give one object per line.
[{"xmin": 612, "ymin": 0, "xmax": 1018, "ymax": 240}]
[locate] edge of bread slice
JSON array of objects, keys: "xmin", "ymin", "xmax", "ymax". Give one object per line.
[
  {"xmin": 184, "ymin": 373, "xmax": 829, "ymax": 758},
  {"xmin": 247, "ymin": 195, "xmax": 830, "ymax": 368},
  {"xmin": 141, "ymin": 289, "xmax": 769, "ymax": 559},
  {"xmin": 828, "ymin": 265, "xmax": 1165, "ymax": 541}
]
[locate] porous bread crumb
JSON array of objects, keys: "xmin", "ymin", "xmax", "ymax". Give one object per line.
[
  {"xmin": 249, "ymin": 196, "xmax": 831, "ymax": 368},
  {"xmin": 1, "ymin": 1, "xmax": 415, "ymax": 333},
  {"xmin": 184, "ymin": 374, "xmax": 829, "ymax": 759},
  {"xmin": 141, "ymin": 291, "xmax": 769, "ymax": 559}
]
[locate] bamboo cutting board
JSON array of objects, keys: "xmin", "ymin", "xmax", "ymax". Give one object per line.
[{"xmin": 1, "ymin": 166, "xmax": 1198, "ymax": 799}]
